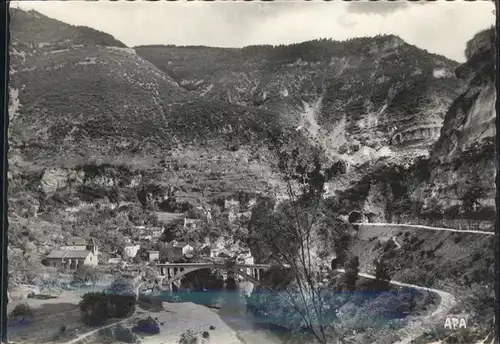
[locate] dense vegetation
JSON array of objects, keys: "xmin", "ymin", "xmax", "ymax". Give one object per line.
[{"xmin": 79, "ymin": 277, "xmax": 137, "ymax": 326}]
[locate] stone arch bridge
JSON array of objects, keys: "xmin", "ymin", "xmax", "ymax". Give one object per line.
[{"xmin": 155, "ymin": 263, "xmax": 274, "ymax": 288}]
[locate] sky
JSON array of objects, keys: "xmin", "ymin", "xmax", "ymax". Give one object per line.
[{"xmin": 14, "ymin": 0, "xmax": 495, "ymax": 62}]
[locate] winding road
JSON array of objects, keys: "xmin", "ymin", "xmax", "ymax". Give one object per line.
[
  {"xmin": 351, "ymin": 222, "xmax": 496, "ymax": 344},
  {"xmin": 336, "ymin": 268, "xmax": 456, "ymax": 344}
]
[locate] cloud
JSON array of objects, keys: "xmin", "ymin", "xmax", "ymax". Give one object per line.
[
  {"xmin": 14, "ymin": 0, "xmax": 494, "ymax": 62},
  {"xmin": 346, "ymin": 0, "xmax": 432, "ymax": 16}
]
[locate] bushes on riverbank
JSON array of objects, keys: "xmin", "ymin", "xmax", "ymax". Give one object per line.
[
  {"xmin": 247, "ymin": 278, "xmax": 439, "ymax": 340},
  {"xmin": 79, "ymin": 292, "xmax": 136, "ymax": 326},
  {"xmin": 10, "ymin": 303, "xmax": 34, "ymax": 319}
]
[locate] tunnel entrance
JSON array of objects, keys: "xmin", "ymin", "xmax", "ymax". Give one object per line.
[
  {"xmin": 348, "ymin": 211, "xmax": 363, "ymax": 224},
  {"xmin": 392, "ymin": 133, "xmax": 402, "ymax": 145},
  {"xmin": 366, "ymin": 213, "xmax": 377, "ymax": 223},
  {"xmin": 331, "ymin": 257, "xmax": 342, "ymax": 270},
  {"xmin": 348, "ymin": 211, "xmax": 363, "ymax": 234}
]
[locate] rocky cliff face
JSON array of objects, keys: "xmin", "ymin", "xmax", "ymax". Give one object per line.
[
  {"xmin": 411, "ymin": 27, "xmax": 496, "ymax": 218},
  {"xmin": 332, "ymin": 28, "xmax": 496, "ymax": 223}
]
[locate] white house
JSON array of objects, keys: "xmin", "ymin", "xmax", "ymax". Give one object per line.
[
  {"xmin": 108, "ymin": 257, "xmax": 122, "ymax": 264},
  {"xmin": 148, "ymin": 227, "xmax": 163, "ymax": 238},
  {"xmin": 224, "ymin": 199, "xmax": 240, "ymax": 210},
  {"xmin": 172, "ymin": 241, "xmax": 194, "ymax": 256},
  {"xmin": 149, "ymin": 251, "xmax": 160, "ymax": 262},
  {"xmin": 45, "ymin": 238, "xmax": 99, "ymax": 269},
  {"xmin": 123, "ymin": 244, "xmax": 141, "ymax": 259}
]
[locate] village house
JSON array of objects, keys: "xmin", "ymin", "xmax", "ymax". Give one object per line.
[
  {"xmin": 140, "ymin": 234, "xmax": 153, "ymax": 241},
  {"xmin": 45, "ymin": 238, "xmax": 99, "ymax": 269},
  {"xmin": 196, "ymin": 205, "xmax": 213, "ymax": 223},
  {"xmin": 224, "ymin": 199, "xmax": 240, "ymax": 211},
  {"xmin": 163, "ymin": 241, "xmax": 194, "ymax": 262},
  {"xmin": 217, "ymin": 249, "xmax": 232, "ymax": 259},
  {"xmin": 184, "ymin": 217, "xmax": 201, "ymax": 229},
  {"xmin": 171, "ymin": 241, "xmax": 194, "ymax": 256},
  {"xmin": 193, "ymin": 243, "xmax": 213, "ymax": 257},
  {"xmin": 148, "ymin": 250, "xmax": 160, "ymax": 262},
  {"xmin": 108, "ymin": 257, "xmax": 122, "ymax": 265},
  {"xmin": 123, "ymin": 243, "xmax": 141, "ymax": 259},
  {"xmin": 59, "ymin": 237, "xmax": 87, "ymax": 251},
  {"xmin": 148, "ymin": 227, "xmax": 164, "ymax": 238}
]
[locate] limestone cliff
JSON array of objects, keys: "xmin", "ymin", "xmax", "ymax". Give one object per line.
[
  {"xmin": 411, "ymin": 27, "xmax": 496, "ymax": 218},
  {"xmin": 331, "ymin": 28, "xmax": 496, "ymax": 224}
]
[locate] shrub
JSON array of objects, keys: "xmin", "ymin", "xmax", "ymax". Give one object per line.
[
  {"xmin": 179, "ymin": 329, "xmax": 199, "ymax": 344},
  {"xmin": 114, "ymin": 325, "xmax": 138, "ymax": 343},
  {"xmin": 79, "ymin": 291, "xmax": 136, "ymax": 326},
  {"xmin": 133, "ymin": 317, "xmax": 160, "ymax": 335},
  {"xmin": 202, "ymin": 331, "xmax": 209, "ymax": 339},
  {"xmin": 10, "ymin": 303, "xmax": 34, "ymax": 319},
  {"xmin": 73, "ymin": 265, "xmax": 100, "ymax": 286}
]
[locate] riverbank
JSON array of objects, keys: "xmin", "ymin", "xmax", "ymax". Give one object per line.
[{"xmin": 7, "ymin": 288, "xmax": 247, "ymax": 344}]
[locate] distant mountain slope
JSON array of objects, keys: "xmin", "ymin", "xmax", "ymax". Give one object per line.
[
  {"xmin": 9, "ymin": 9, "xmax": 292, "ymax": 166},
  {"xmin": 9, "ymin": 9, "xmax": 187, "ymax": 163},
  {"xmin": 10, "ymin": 8, "xmax": 126, "ymax": 60},
  {"xmin": 8, "ymin": 8, "xmax": 476, "ymax": 215},
  {"xmin": 136, "ymin": 37, "xmax": 464, "ymax": 161}
]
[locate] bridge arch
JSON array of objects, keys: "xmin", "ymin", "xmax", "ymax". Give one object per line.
[{"xmin": 158, "ymin": 265, "xmax": 267, "ymax": 287}]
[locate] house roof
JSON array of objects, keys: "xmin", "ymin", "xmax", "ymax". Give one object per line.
[
  {"xmin": 172, "ymin": 242, "xmax": 190, "ymax": 248},
  {"xmin": 193, "ymin": 243, "xmax": 210, "ymax": 250},
  {"xmin": 217, "ymin": 250, "xmax": 232, "ymax": 258},
  {"xmin": 47, "ymin": 250, "xmax": 91, "ymax": 259},
  {"xmin": 66, "ymin": 237, "xmax": 86, "ymax": 246},
  {"xmin": 125, "ymin": 243, "xmax": 139, "ymax": 247}
]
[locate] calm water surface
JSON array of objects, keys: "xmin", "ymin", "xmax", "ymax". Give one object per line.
[{"xmin": 161, "ymin": 281, "xmax": 285, "ymax": 344}]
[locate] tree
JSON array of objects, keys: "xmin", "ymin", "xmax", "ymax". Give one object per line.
[
  {"xmin": 79, "ymin": 291, "xmax": 136, "ymax": 326},
  {"xmin": 373, "ymin": 257, "xmax": 392, "ymax": 291},
  {"xmin": 73, "ymin": 265, "xmax": 101, "ymax": 287},
  {"xmin": 337, "ymin": 256, "xmax": 359, "ymax": 292},
  {"xmin": 247, "ymin": 128, "xmax": 351, "ymax": 343},
  {"xmin": 107, "ymin": 276, "xmax": 136, "ymax": 297}
]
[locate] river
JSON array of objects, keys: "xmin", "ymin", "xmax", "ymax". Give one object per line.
[
  {"xmin": 160, "ymin": 281, "xmax": 285, "ymax": 344},
  {"xmin": 215, "ymin": 281, "xmax": 285, "ymax": 344}
]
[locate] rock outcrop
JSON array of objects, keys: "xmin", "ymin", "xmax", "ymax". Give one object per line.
[
  {"xmin": 332, "ymin": 28, "xmax": 496, "ymax": 223},
  {"xmin": 411, "ymin": 27, "xmax": 496, "ymax": 218}
]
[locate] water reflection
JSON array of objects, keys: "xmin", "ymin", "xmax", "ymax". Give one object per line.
[{"xmin": 159, "ymin": 281, "xmax": 285, "ymax": 344}]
